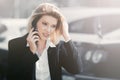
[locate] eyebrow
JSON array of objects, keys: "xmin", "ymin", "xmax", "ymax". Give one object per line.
[{"xmin": 42, "ymin": 19, "xmax": 57, "ymax": 27}]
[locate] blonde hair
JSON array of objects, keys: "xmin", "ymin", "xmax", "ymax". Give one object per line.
[{"xmin": 27, "ymin": 3, "xmax": 65, "ymax": 45}]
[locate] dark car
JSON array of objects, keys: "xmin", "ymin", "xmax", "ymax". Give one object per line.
[
  {"xmin": 0, "ymin": 23, "xmax": 8, "ymax": 80},
  {"xmin": 62, "ymin": 7, "xmax": 120, "ymax": 80}
]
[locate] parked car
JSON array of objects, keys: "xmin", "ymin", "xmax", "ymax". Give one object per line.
[{"xmin": 62, "ymin": 7, "xmax": 120, "ymax": 80}]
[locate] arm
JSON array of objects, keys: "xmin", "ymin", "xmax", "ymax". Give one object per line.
[
  {"xmin": 7, "ymin": 40, "xmax": 24, "ymax": 80},
  {"xmin": 60, "ymin": 40, "xmax": 80, "ymax": 74},
  {"xmin": 59, "ymin": 17, "xmax": 80, "ymax": 74},
  {"xmin": 7, "ymin": 38, "xmax": 39, "ymax": 80}
]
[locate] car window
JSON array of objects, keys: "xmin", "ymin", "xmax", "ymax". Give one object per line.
[
  {"xmin": 100, "ymin": 15, "xmax": 120, "ymax": 35},
  {"xmin": 69, "ymin": 15, "xmax": 120, "ymax": 36},
  {"xmin": 69, "ymin": 17, "xmax": 98, "ymax": 34}
]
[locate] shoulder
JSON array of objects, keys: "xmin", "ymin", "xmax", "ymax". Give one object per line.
[
  {"xmin": 57, "ymin": 40, "xmax": 73, "ymax": 47},
  {"xmin": 57, "ymin": 40, "xmax": 72, "ymax": 49},
  {"xmin": 8, "ymin": 34, "xmax": 28, "ymax": 47},
  {"xmin": 8, "ymin": 38, "xmax": 22, "ymax": 50},
  {"xmin": 57, "ymin": 40, "xmax": 64, "ymax": 48},
  {"xmin": 9, "ymin": 37, "xmax": 22, "ymax": 44}
]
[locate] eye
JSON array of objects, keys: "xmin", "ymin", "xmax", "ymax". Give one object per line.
[
  {"xmin": 51, "ymin": 25, "xmax": 56, "ymax": 28},
  {"xmin": 42, "ymin": 22, "xmax": 47, "ymax": 26}
]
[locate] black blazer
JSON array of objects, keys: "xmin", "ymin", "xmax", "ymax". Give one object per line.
[{"xmin": 7, "ymin": 34, "xmax": 80, "ymax": 80}]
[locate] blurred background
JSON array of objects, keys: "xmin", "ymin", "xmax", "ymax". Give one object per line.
[
  {"xmin": 1, "ymin": 0, "xmax": 120, "ymax": 18},
  {"xmin": 1, "ymin": 0, "xmax": 120, "ymax": 80}
]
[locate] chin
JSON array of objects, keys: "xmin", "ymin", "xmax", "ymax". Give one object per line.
[{"xmin": 42, "ymin": 37, "xmax": 49, "ymax": 41}]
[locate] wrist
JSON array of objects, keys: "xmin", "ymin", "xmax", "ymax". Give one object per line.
[
  {"xmin": 64, "ymin": 35, "xmax": 71, "ymax": 42},
  {"xmin": 30, "ymin": 48, "xmax": 36, "ymax": 54}
]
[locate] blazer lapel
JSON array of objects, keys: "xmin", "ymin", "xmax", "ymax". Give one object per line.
[
  {"xmin": 47, "ymin": 47, "xmax": 57, "ymax": 80},
  {"xmin": 22, "ymin": 33, "xmax": 58, "ymax": 80}
]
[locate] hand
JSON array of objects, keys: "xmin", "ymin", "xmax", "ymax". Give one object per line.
[
  {"xmin": 62, "ymin": 19, "xmax": 71, "ymax": 41},
  {"xmin": 26, "ymin": 28, "xmax": 39, "ymax": 54}
]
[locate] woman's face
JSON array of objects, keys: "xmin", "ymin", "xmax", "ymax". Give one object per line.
[{"xmin": 36, "ymin": 15, "xmax": 58, "ymax": 41}]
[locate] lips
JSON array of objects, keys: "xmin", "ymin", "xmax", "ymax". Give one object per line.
[{"xmin": 43, "ymin": 33, "xmax": 50, "ymax": 38}]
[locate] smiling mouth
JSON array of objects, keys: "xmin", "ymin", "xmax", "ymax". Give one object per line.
[{"xmin": 43, "ymin": 33, "xmax": 50, "ymax": 38}]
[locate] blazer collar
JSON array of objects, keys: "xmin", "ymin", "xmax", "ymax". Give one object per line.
[{"xmin": 18, "ymin": 33, "xmax": 28, "ymax": 48}]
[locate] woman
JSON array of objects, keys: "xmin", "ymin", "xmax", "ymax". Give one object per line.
[{"xmin": 7, "ymin": 3, "xmax": 80, "ymax": 80}]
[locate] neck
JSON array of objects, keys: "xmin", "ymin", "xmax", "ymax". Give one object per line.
[
  {"xmin": 37, "ymin": 39, "xmax": 46, "ymax": 49},
  {"xmin": 37, "ymin": 39, "xmax": 47, "ymax": 54}
]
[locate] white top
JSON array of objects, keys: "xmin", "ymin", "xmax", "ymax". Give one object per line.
[
  {"xmin": 26, "ymin": 38, "xmax": 70, "ymax": 80},
  {"xmin": 35, "ymin": 39, "xmax": 56, "ymax": 80}
]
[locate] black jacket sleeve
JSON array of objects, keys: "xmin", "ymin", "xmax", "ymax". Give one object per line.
[
  {"xmin": 59, "ymin": 40, "xmax": 80, "ymax": 74},
  {"xmin": 7, "ymin": 39, "xmax": 24, "ymax": 80},
  {"xmin": 7, "ymin": 38, "xmax": 39, "ymax": 80}
]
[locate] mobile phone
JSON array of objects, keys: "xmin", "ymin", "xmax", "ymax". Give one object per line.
[
  {"xmin": 32, "ymin": 17, "xmax": 40, "ymax": 45},
  {"xmin": 32, "ymin": 16, "xmax": 40, "ymax": 30},
  {"xmin": 32, "ymin": 20, "xmax": 37, "ymax": 31}
]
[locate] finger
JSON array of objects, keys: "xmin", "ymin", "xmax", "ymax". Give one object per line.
[
  {"xmin": 32, "ymin": 35, "xmax": 39, "ymax": 40},
  {"xmin": 30, "ymin": 38, "xmax": 39, "ymax": 43},
  {"xmin": 33, "ymin": 39, "xmax": 39, "ymax": 43},
  {"xmin": 27, "ymin": 31, "xmax": 39, "ymax": 40},
  {"xmin": 28, "ymin": 29, "xmax": 39, "ymax": 39},
  {"xmin": 28, "ymin": 28, "xmax": 34, "ymax": 35},
  {"xmin": 27, "ymin": 28, "xmax": 34, "ymax": 39},
  {"xmin": 32, "ymin": 31, "xmax": 39, "ymax": 35},
  {"xmin": 28, "ymin": 35, "xmax": 39, "ymax": 45}
]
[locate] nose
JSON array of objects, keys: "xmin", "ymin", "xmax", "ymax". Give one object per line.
[{"xmin": 46, "ymin": 26, "xmax": 51, "ymax": 33}]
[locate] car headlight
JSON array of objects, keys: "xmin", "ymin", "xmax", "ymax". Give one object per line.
[
  {"xmin": 85, "ymin": 50, "xmax": 107, "ymax": 64},
  {"xmin": 92, "ymin": 50, "xmax": 107, "ymax": 64},
  {"xmin": 85, "ymin": 51, "xmax": 92, "ymax": 61}
]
